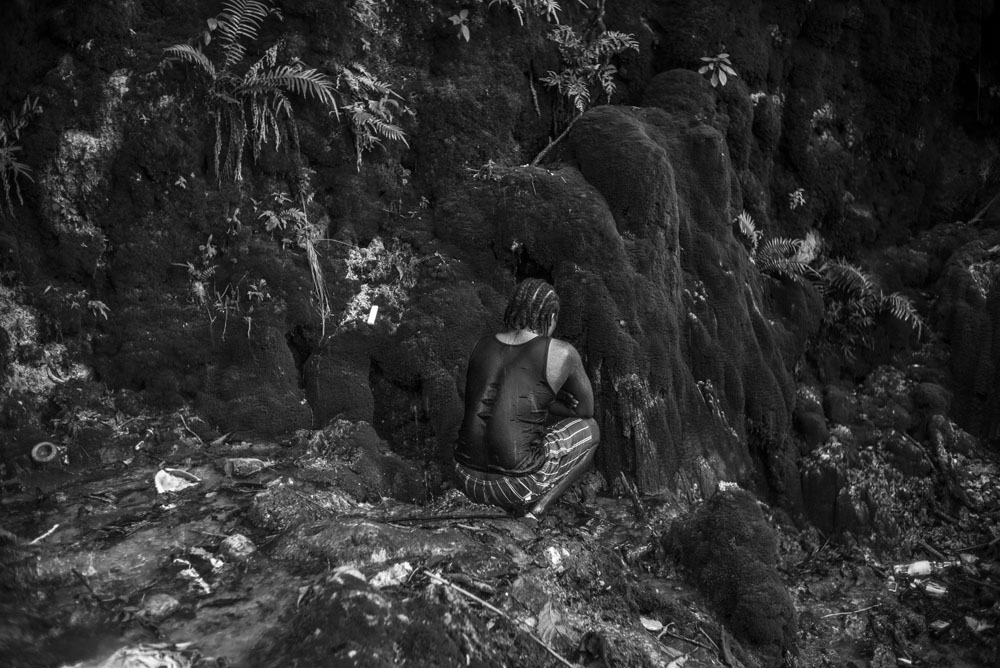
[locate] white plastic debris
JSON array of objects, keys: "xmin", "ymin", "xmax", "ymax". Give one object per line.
[
  {"xmin": 173, "ymin": 558, "xmax": 211, "ymax": 595},
  {"xmin": 219, "ymin": 533, "xmax": 257, "ymax": 561},
  {"xmin": 640, "ymin": 616, "xmax": 664, "ymax": 632},
  {"xmin": 154, "ymin": 469, "xmax": 200, "ymax": 494},
  {"xmin": 370, "ymin": 562, "xmax": 413, "ymax": 588},
  {"xmin": 60, "ymin": 643, "xmax": 195, "ymax": 668}
]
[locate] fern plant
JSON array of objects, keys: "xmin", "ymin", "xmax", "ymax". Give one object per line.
[
  {"xmin": 815, "ymin": 259, "xmax": 925, "ymax": 359},
  {"xmin": 488, "ymin": 0, "xmax": 566, "ymax": 25},
  {"xmin": 163, "ymin": 0, "xmax": 338, "ymax": 182},
  {"xmin": 540, "ymin": 25, "xmax": 638, "ymax": 115},
  {"xmin": 337, "ymin": 63, "xmax": 409, "ymax": 171},
  {"xmin": 734, "ymin": 210, "xmax": 761, "ymax": 252},
  {"xmin": 0, "ymin": 97, "xmax": 41, "ymax": 215},
  {"xmin": 755, "ymin": 237, "xmax": 814, "ymax": 281}
]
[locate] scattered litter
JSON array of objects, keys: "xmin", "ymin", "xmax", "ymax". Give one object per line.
[
  {"xmin": 29, "ymin": 523, "xmax": 60, "ymax": 545},
  {"xmin": 209, "ymin": 432, "xmax": 231, "ymax": 447},
  {"xmin": 370, "ymin": 561, "xmax": 413, "ymax": 588},
  {"xmin": 154, "ymin": 469, "xmax": 200, "ymax": 494},
  {"xmin": 174, "ymin": 558, "xmax": 211, "ymax": 594},
  {"xmin": 31, "ymin": 441, "xmax": 64, "ymax": 463},
  {"xmin": 641, "ymin": 616, "xmax": 664, "ymax": 632},
  {"xmin": 928, "ymin": 620, "xmax": 950, "ymax": 633},
  {"xmin": 142, "ymin": 593, "xmax": 180, "ymax": 620},
  {"xmin": 920, "ymin": 581, "xmax": 948, "ymax": 597},
  {"xmin": 219, "ymin": 533, "xmax": 256, "ymax": 561},
  {"xmin": 892, "ymin": 560, "xmax": 959, "ymax": 578},
  {"xmin": 223, "ymin": 457, "xmax": 268, "ymax": 477},
  {"xmin": 965, "ymin": 616, "xmax": 995, "ymax": 634},
  {"xmin": 543, "ymin": 546, "xmax": 569, "ymax": 571},
  {"xmin": 189, "ymin": 546, "xmax": 224, "ymax": 571},
  {"xmin": 60, "ymin": 642, "xmax": 196, "ymax": 668}
]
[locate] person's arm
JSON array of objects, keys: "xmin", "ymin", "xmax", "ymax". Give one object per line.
[{"xmin": 546, "ymin": 341, "xmax": 594, "ymax": 418}]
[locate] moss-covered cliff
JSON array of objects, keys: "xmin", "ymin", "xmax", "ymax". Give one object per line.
[{"xmin": 2, "ymin": 0, "xmax": 999, "ymax": 510}]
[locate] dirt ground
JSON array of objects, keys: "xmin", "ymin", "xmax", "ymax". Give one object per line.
[{"xmin": 1, "ymin": 413, "xmax": 997, "ymax": 668}]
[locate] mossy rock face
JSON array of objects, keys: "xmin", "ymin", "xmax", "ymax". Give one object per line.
[
  {"xmin": 667, "ymin": 489, "xmax": 797, "ymax": 664},
  {"xmin": 197, "ymin": 325, "xmax": 313, "ymax": 436},
  {"xmin": 932, "ymin": 229, "xmax": 1000, "ymax": 446},
  {"xmin": 414, "ymin": 89, "xmax": 810, "ymax": 498}
]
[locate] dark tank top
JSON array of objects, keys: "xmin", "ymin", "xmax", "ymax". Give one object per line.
[{"xmin": 454, "ymin": 335, "xmax": 555, "ymax": 476}]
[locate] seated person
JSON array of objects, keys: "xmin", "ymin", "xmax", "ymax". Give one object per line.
[{"xmin": 454, "ymin": 278, "xmax": 601, "ymax": 518}]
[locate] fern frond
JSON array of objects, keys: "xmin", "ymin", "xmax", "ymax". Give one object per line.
[
  {"xmin": 366, "ymin": 117, "xmax": 408, "ymax": 146},
  {"xmin": 756, "ymin": 237, "xmax": 810, "ymax": 280},
  {"xmin": 251, "ymin": 65, "xmax": 339, "ymax": 109},
  {"xmin": 163, "ymin": 44, "xmax": 216, "ymax": 77},
  {"xmin": 881, "ymin": 292, "xmax": 925, "ymax": 336},
  {"xmin": 821, "ymin": 259, "xmax": 874, "ymax": 297},
  {"xmin": 217, "ymin": 0, "xmax": 271, "ymax": 70}
]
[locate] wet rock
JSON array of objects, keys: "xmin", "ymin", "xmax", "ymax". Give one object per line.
[
  {"xmin": 883, "ymin": 432, "xmax": 933, "ymax": 477},
  {"xmin": 270, "ymin": 518, "xmax": 477, "ymax": 572},
  {"xmin": 801, "ymin": 443, "xmax": 849, "ymax": 536},
  {"xmin": 666, "ymin": 489, "xmax": 797, "ymax": 664},
  {"xmin": 823, "ymin": 385, "xmax": 855, "ymax": 425},
  {"xmin": 913, "ymin": 382, "xmax": 951, "ymax": 415},
  {"xmin": 794, "ymin": 408, "xmax": 829, "ymax": 453},
  {"xmin": 247, "ymin": 482, "xmax": 356, "ymax": 532},
  {"xmin": 292, "ymin": 420, "xmax": 430, "ymax": 504},
  {"xmin": 222, "ymin": 457, "xmax": 268, "ymax": 477}
]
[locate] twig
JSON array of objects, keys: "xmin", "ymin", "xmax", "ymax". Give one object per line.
[
  {"xmin": 821, "ymin": 603, "xmax": 879, "ymax": 619},
  {"xmin": 72, "ymin": 568, "xmax": 112, "ymax": 609},
  {"xmin": 918, "ymin": 539, "xmax": 947, "ymax": 561},
  {"xmin": 618, "ymin": 471, "xmax": 646, "ymax": 522},
  {"xmin": 969, "ymin": 188, "xmax": 1000, "ymax": 225},
  {"xmin": 697, "ymin": 626, "xmax": 720, "ymax": 654},
  {"xmin": 954, "ymin": 536, "xmax": 1000, "ymax": 552},
  {"xmin": 29, "ymin": 523, "xmax": 59, "ymax": 545},
  {"xmin": 528, "ymin": 71, "xmax": 540, "ymax": 118},
  {"xmin": 384, "ymin": 512, "xmax": 511, "ymax": 524},
  {"xmin": 424, "ymin": 570, "xmax": 576, "ymax": 668},
  {"xmin": 530, "ymin": 114, "xmax": 582, "ymax": 167},
  {"xmin": 176, "ymin": 413, "xmax": 205, "ymax": 445},
  {"xmin": 656, "ymin": 626, "xmax": 717, "ymax": 654}
]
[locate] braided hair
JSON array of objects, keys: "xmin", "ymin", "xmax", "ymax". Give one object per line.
[{"xmin": 503, "ymin": 278, "xmax": 560, "ymax": 333}]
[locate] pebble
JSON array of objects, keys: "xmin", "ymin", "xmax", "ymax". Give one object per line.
[
  {"xmin": 142, "ymin": 593, "xmax": 180, "ymax": 620},
  {"xmin": 220, "ymin": 533, "xmax": 257, "ymax": 561}
]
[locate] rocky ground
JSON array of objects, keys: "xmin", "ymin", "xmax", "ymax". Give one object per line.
[{"xmin": 1, "ymin": 400, "xmax": 997, "ymax": 668}]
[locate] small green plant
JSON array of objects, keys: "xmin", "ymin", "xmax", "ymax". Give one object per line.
[
  {"xmin": 815, "ymin": 259, "xmax": 925, "ymax": 359},
  {"xmin": 755, "ymin": 237, "xmax": 814, "ymax": 280},
  {"xmin": 734, "ymin": 210, "xmax": 762, "ymax": 253},
  {"xmin": 788, "ymin": 188, "xmax": 806, "ymax": 210},
  {"xmin": 540, "ymin": 25, "xmax": 638, "ymax": 114},
  {"xmin": 337, "ymin": 63, "xmax": 409, "ymax": 171},
  {"xmin": 488, "ymin": 0, "xmax": 566, "ymax": 24},
  {"xmin": 698, "ymin": 52, "xmax": 737, "ymax": 88},
  {"xmin": 162, "ymin": 0, "xmax": 339, "ymax": 182},
  {"xmin": 0, "ymin": 97, "xmax": 42, "ymax": 215},
  {"xmin": 449, "ymin": 9, "xmax": 471, "ymax": 41}
]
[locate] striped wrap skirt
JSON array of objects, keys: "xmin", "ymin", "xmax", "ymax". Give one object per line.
[{"xmin": 455, "ymin": 417, "xmax": 599, "ymax": 511}]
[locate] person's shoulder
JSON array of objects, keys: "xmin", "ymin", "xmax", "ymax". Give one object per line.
[{"xmin": 548, "ymin": 338, "xmax": 581, "ymax": 361}]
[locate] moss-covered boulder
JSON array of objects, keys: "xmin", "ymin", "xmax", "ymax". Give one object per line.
[{"xmin": 667, "ymin": 489, "xmax": 797, "ymax": 665}]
